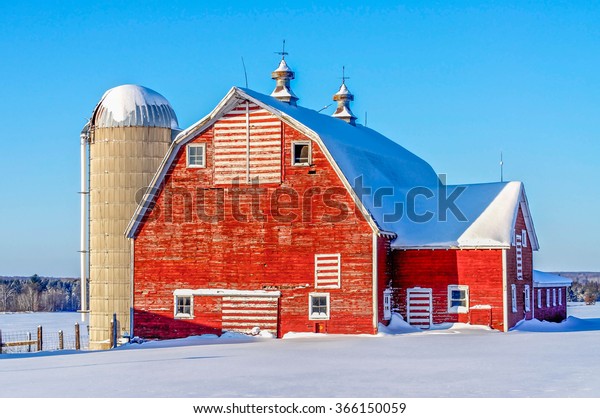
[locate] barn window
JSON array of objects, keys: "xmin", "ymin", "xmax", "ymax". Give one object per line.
[
  {"xmin": 553, "ymin": 288, "xmax": 557, "ymax": 306},
  {"xmin": 524, "ymin": 285, "xmax": 531, "ymax": 312},
  {"xmin": 383, "ymin": 288, "xmax": 393, "ymax": 320},
  {"xmin": 309, "ymin": 293, "xmax": 330, "ymax": 320},
  {"xmin": 315, "ymin": 254, "xmax": 341, "ymax": 288},
  {"xmin": 522, "ymin": 230, "xmax": 528, "ymax": 248},
  {"xmin": 447, "ymin": 285, "xmax": 469, "ymax": 313},
  {"xmin": 515, "ymin": 233, "xmax": 523, "ymax": 280},
  {"xmin": 537, "ymin": 289, "xmax": 542, "ymax": 309},
  {"xmin": 511, "ymin": 284, "xmax": 517, "ymax": 313},
  {"xmin": 546, "ymin": 289, "xmax": 550, "ymax": 307},
  {"xmin": 187, "ymin": 144, "xmax": 206, "ymax": 168},
  {"xmin": 174, "ymin": 295, "xmax": 193, "ymax": 318},
  {"xmin": 292, "ymin": 142, "xmax": 311, "ymax": 166}
]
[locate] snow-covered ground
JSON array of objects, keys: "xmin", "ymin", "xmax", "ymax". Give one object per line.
[
  {"xmin": 0, "ymin": 311, "xmax": 89, "ymax": 351},
  {"xmin": 1, "ymin": 304, "xmax": 599, "ymax": 398}
]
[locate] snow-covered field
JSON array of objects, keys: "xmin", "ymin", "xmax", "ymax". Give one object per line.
[
  {"xmin": 1, "ymin": 304, "xmax": 599, "ymax": 398},
  {"xmin": 0, "ymin": 311, "xmax": 89, "ymax": 351}
]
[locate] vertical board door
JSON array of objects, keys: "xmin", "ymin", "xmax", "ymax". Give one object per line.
[{"xmin": 407, "ymin": 287, "xmax": 432, "ymax": 329}]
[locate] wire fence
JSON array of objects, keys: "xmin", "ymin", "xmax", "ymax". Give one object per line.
[{"xmin": 0, "ymin": 324, "xmax": 88, "ymax": 354}]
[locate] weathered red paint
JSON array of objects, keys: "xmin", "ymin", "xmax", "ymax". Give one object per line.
[
  {"xmin": 505, "ymin": 205, "xmax": 534, "ymax": 328},
  {"xmin": 133, "ymin": 105, "xmax": 377, "ymax": 339},
  {"xmin": 132, "ymin": 102, "xmax": 539, "ymax": 339},
  {"xmin": 391, "ymin": 206, "xmax": 534, "ymax": 331},
  {"xmin": 392, "ymin": 248, "xmax": 505, "ymax": 329}
]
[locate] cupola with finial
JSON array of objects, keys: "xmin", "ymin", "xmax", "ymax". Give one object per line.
[
  {"xmin": 271, "ymin": 40, "xmax": 298, "ymax": 105},
  {"xmin": 332, "ymin": 66, "xmax": 357, "ymax": 125}
]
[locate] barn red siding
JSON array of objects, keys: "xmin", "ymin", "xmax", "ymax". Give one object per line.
[
  {"xmin": 391, "ymin": 204, "xmax": 536, "ymax": 332},
  {"xmin": 533, "ymin": 286, "xmax": 568, "ymax": 322},
  {"xmin": 133, "ymin": 105, "xmax": 376, "ymax": 339},
  {"xmin": 376, "ymin": 236, "xmax": 393, "ymax": 324},
  {"xmin": 505, "ymin": 205, "xmax": 534, "ymax": 328},
  {"xmin": 392, "ymin": 249, "xmax": 505, "ymax": 330}
]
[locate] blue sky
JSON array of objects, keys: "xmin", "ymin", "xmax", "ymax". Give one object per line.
[{"xmin": 0, "ymin": 1, "xmax": 598, "ymax": 276}]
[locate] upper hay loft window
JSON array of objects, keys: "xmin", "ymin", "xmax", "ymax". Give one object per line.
[
  {"xmin": 315, "ymin": 254, "xmax": 341, "ymax": 288},
  {"xmin": 187, "ymin": 144, "xmax": 206, "ymax": 168},
  {"xmin": 292, "ymin": 142, "xmax": 310, "ymax": 166}
]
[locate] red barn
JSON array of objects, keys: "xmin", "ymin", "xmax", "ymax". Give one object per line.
[
  {"xmin": 126, "ymin": 58, "xmax": 540, "ymax": 339},
  {"xmin": 391, "ymin": 182, "xmax": 538, "ymax": 331}
]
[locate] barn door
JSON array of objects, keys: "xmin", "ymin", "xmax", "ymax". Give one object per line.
[
  {"xmin": 407, "ymin": 287, "xmax": 432, "ymax": 329},
  {"xmin": 221, "ymin": 295, "xmax": 279, "ymax": 335}
]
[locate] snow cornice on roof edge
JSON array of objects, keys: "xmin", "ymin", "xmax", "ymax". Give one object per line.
[{"xmin": 389, "ymin": 181, "xmax": 540, "ymax": 251}]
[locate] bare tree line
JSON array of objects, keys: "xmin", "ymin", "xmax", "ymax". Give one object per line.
[{"xmin": 0, "ymin": 275, "xmax": 81, "ymax": 312}]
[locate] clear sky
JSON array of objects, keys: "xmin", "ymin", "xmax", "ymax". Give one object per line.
[{"xmin": 0, "ymin": 1, "xmax": 598, "ymax": 277}]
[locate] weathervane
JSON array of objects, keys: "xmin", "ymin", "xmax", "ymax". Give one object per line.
[
  {"xmin": 275, "ymin": 40, "xmax": 288, "ymax": 58},
  {"xmin": 340, "ymin": 66, "xmax": 350, "ymax": 84}
]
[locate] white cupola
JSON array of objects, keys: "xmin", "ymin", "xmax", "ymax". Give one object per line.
[
  {"xmin": 332, "ymin": 68, "xmax": 357, "ymax": 125},
  {"xmin": 270, "ymin": 41, "xmax": 298, "ymax": 105}
]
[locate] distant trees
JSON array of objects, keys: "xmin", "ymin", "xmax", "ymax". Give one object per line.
[
  {"xmin": 569, "ymin": 279, "xmax": 599, "ymax": 305},
  {"xmin": 0, "ymin": 275, "xmax": 80, "ymax": 312},
  {"xmin": 0, "ymin": 279, "xmax": 20, "ymax": 311}
]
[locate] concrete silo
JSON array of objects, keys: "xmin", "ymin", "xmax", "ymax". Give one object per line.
[{"xmin": 81, "ymin": 85, "xmax": 178, "ymax": 350}]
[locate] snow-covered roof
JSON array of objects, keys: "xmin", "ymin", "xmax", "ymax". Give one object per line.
[
  {"xmin": 533, "ymin": 270, "xmax": 572, "ymax": 287},
  {"xmin": 91, "ymin": 84, "xmax": 179, "ymax": 129},
  {"xmin": 273, "ymin": 58, "xmax": 292, "ymax": 73},
  {"xmin": 389, "ymin": 181, "xmax": 539, "ymax": 249},
  {"xmin": 334, "ymin": 82, "xmax": 351, "ymax": 96},
  {"xmin": 126, "ymin": 86, "xmax": 539, "ymax": 251}
]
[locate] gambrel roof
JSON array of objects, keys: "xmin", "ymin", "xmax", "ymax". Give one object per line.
[{"xmin": 126, "ymin": 87, "xmax": 539, "ymax": 250}]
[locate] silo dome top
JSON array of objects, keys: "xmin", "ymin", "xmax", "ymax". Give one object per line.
[{"xmin": 92, "ymin": 84, "xmax": 179, "ymax": 129}]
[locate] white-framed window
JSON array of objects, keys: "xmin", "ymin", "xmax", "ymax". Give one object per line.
[
  {"xmin": 309, "ymin": 293, "xmax": 330, "ymax": 320},
  {"xmin": 537, "ymin": 289, "xmax": 542, "ymax": 309},
  {"xmin": 559, "ymin": 288, "xmax": 562, "ymax": 306},
  {"xmin": 511, "ymin": 284, "xmax": 517, "ymax": 313},
  {"xmin": 515, "ymin": 233, "xmax": 523, "ymax": 280},
  {"xmin": 524, "ymin": 285, "xmax": 531, "ymax": 312},
  {"xmin": 447, "ymin": 285, "xmax": 469, "ymax": 314},
  {"xmin": 315, "ymin": 254, "xmax": 341, "ymax": 288},
  {"xmin": 174, "ymin": 295, "xmax": 193, "ymax": 318},
  {"xmin": 553, "ymin": 288, "xmax": 557, "ymax": 306},
  {"xmin": 522, "ymin": 230, "xmax": 528, "ymax": 248},
  {"xmin": 546, "ymin": 289, "xmax": 550, "ymax": 308},
  {"xmin": 383, "ymin": 288, "xmax": 392, "ymax": 320},
  {"xmin": 292, "ymin": 141, "xmax": 311, "ymax": 166},
  {"xmin": 187, "ymin": 143, "xmax": 206, "ymax": 168}
]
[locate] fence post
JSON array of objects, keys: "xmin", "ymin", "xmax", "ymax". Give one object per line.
[
  {"xmin": 37, "ymin": 326, "xmax": 43, "ymax": 351},
  {"xmin": 109, "ymin": 318, "xmax": 114, "ymax": 349},
  {"xmin": 112, "ymin": 313, "xmax": 118, "ymax": 348},
  {"xmin": 75, "ymin": 323, "xmax": 80, "ymax": 351},
  {"xmin": 58, "ymin": 330, "xmax": 64, "ymax": 350},
  {"xmin": 0, "ymin": 329, "xmax": 3, "ymax": 354},
  {"xmin": 27, "ymin": 332, "xmax": 31, "ymax": 353}
]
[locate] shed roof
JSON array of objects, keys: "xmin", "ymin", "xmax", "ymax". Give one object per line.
[{"xmin": 533, "ymin": 270, "xmax": 573, "ymax": 287}]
